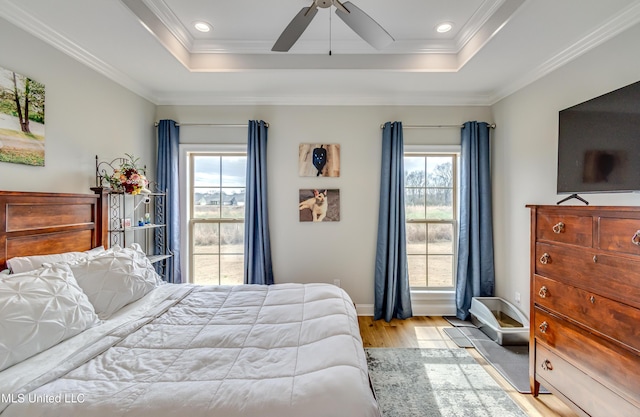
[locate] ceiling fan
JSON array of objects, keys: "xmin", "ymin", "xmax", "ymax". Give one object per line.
[{"xmin": 272, "ymin": 0, "xmax": 394, "ymax": 52}]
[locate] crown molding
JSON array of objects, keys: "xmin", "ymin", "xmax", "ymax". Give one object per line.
[
  {"xmin": 143, "ymin": 0, "xmax": 193, "ymax": 50},
  {"xmin": 190, "ymin": 39, "xmax": 460, "ymax": 55},
  {"xmin": 456, "ymin": 0, "xmax": 526, "ymax": 70},
  {"xmin": 152, "ymin": 91, "xmax": 494, "ymax": 107},
  {"xmin": 489, "ymin": 0, "xmax": 640, "ymax": 104},
  {"xmin": 0, "ymin": 0, "xmax": 157, "ymax": 103},
  {"xmin": 455, "ymin": 0, "xmax": 507, "ymax": 51}
]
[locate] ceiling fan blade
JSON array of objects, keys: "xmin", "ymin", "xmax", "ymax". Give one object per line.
[
  {"xmin": 331, "ymin": 0, "xmax": 349, "ymax": 14},
  {"xmin": 335, "ymin": 1, "xmax": 394, "ymax": 50},
  {"xmin": 272, "ymin": 7, "xmax": 319, "ymax": 52}
]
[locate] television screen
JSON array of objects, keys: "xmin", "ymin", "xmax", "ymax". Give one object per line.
[{"xmin": 557, "ymin": 80, "xmax": 640, "ymax": 194}]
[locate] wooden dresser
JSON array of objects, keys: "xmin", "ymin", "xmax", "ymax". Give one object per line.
[{"xmin": 528, "ymin": 205, "xmax": 640, "ymax": 417}]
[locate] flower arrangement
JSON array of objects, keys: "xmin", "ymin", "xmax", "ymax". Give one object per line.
[{"xmin": 106, "ymin": 154, "xmax": 149, "ymax": 195}]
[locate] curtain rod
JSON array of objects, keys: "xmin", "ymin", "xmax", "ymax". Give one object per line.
[
  {"xmin": 379, "ymin": 123, "xmax": 496, "ymax": 129},
  {"xmin": 154, "ymin": 122, "xmax": 269, "ymax": 128}
]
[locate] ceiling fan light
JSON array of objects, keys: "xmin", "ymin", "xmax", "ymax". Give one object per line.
[
  {"xmin": 436, "ymin": 22, "xmax": 453, "ymax": 33},
  {"xmin": 194, "ymin": 21, "xmax": 211, "ymax": 33}
]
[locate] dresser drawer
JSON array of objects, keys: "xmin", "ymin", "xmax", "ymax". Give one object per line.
[
  {"xmin": 536, "ymin": 213, "xmax": 592, "ymax": 246},
  {"xmin": 598, "ymin": 217, "xmax": 640, "ymax": 256},
  {"xmin": 535, "ymin": 242, "xmax": 640, "ymax": 309},
  {"xmin": 533, "ymin": 308, "xmax": 640, "ymax": 405},
  {"xmin": 533, "ymin": 275, "xmax": 640, "ymax": 352},
  {"xmin": 535, "ymin": 343, "xmax": 639, "ymax": 417}
]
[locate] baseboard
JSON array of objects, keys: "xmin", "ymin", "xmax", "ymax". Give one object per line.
[
  {"xmin": 356, "ymin": 304, "xmax": 375, "ymax": 316},
  {"xmin": 356, "ymin": 291, "xmax": 456, "ymax": 317}
]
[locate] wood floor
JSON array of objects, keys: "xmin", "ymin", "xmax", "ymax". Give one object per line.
[{"xmin": 358, "ymin": 316, "xmax": 580, "ymax": 417}]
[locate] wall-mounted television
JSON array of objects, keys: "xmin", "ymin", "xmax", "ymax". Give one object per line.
[{"xmin": 557, "ymin": 80, "xmax": 640, "ymax": 194}]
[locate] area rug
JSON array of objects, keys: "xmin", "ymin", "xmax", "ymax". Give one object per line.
[
  {"xmin": 458, "ymin": 327, "xmax": 549, "ymax": 394},
  {"xmin": 365, "ymin": 348, "xmax": 527, "ymax": 417}
]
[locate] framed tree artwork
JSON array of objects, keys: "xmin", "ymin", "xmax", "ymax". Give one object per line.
[{"xmin": 0, "ymin": 65, "xmax": 46, "ymax": 166}]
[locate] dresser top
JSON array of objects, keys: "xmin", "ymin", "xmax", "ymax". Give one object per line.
[{"xmin": 527, "ymin": 204, "xmax": 640, "ymax": 216}]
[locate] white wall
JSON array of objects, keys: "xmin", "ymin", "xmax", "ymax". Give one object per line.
[
  {"xmin": 0, "ymin": 18, "xmax": 156, "ymax": 193},
  {"xmin": 11, "ymin": 10, "xmax": 640, "ymax": 319},
  {"xmin": 492, "ymin": 23, "xmax": 640, "ymax": 316},
  {"xmin": 157, "ymin": 105, "xmax": 492, "ymax": 310}
]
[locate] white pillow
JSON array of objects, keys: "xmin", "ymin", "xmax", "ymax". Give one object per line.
[
  {"xmin": 0, "ymin": 265, "xmax": 99, "ymax": 371},
  {"xmin": 69, "ymin": 244, "xmax": 162, "ymax": 319},
  {"xmin": 6, "ymin": 247, "xmax": 107, "ymax": 274},
  {"xmin": 85, "ymin": 246, "xmax": 106, "ymax": 257},
  {"xmin": 7, "ymin": 251, "xmax": 89, "ymax": 274}
]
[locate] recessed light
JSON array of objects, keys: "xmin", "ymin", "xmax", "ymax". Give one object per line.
[
  {"xmin": 194, "ymin": 21, "xmax": 211, "ymax": 33},
  {"xmin": 436, "ymin": 22, "xmax": 453, "ymax": 33}
]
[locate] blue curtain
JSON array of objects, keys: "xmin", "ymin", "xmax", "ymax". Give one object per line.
[
  {"xmin": 244, "ymin": 120, "xmax": 274, "ymax": 285},
  {"xmin": 455, "ymin": 121, "xmax": 495, "ymax": 320},
  {"xmin": 156, "ymin": 120, "xmax": 182, "ymax": 284},
  {"xmin": 374, "ymin": 122, "xmax": 413, "ymax": 322}
]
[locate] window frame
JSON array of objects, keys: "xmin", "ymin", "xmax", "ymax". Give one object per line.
[
  {"xmin": 404, "ymin": 149, "xmax": 459, "ymax": 292},
  {"xmin": 180, "ymin": 144, "xmax": 247, "ymax": 284}
]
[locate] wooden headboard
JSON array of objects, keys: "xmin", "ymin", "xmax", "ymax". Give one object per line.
[{"xmin": 0, "ymin": 191, "xmax": 106, "ymax": 270}]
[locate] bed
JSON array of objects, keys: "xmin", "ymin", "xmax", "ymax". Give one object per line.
[{"xmin": 0, "ymin": 191, "xmax": 381, "ymax": 417}]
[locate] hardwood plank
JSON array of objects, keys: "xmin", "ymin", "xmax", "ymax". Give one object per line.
[{"xmin": 359, "ymin": 316, "xmax": 579, "ymax": 417}]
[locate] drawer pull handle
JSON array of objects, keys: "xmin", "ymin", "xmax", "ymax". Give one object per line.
[
  {"xmin": 590, "ymin": 295, "xmax": 596, "ymax": 304},
  {"xmin": 593, "ymin": 255, "xmax": 598, "ymax": 263},
  {"xmin": 539, "ymin": 253, "xmax": 551, "ymax": 265},
  {"xmin": 539, "ymin": 321, "xmax": 549, "ymax": 333},
  {"xmin": 552, "ymin": 222, "xmax": 565, "ymax": 234},
  {"xmin": 538, "ymin": 286, "xmax": 548, "ymax": 298},
  {"xmin": 632, "ymin": 230, "xmax": 640, "ymax": 246},
  {"xmin": 541, "ymin": 359, "xmax": 553, "ymax": 371}
]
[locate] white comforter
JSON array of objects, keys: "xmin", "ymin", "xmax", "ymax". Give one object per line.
[{"xmin": 1, "ymin": 283, "xmax": 380, "ymax": 417}]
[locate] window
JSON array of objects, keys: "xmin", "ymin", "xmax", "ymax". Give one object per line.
[
  {"xmin": 404, "ymin": 154, "xmax": 457, "ymax": 289},
  {"xmin": 189, "ymin": 153, "xmax": 246, "ymax": 285}
]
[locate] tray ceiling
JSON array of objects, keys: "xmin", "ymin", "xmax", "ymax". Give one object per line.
[{"xmin": 1, "ymin": 0, "xmax": 639, "ymax": 105}]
